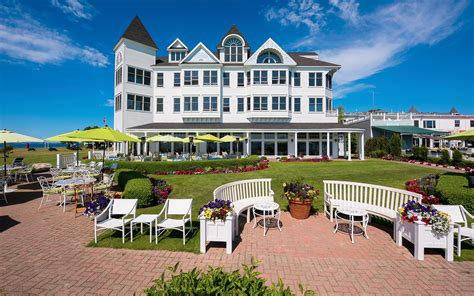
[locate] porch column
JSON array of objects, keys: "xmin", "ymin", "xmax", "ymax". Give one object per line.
[
  {"xmin": 246, "ymin": 132, "xmax": 250, "ymax": 155},
  {"xmin": 144, "ymin": 133, "xmax": 148, "ymax": 155},
  {"xmin": 348, "ymin": 132, "xmax": 352, "ymax": 161},
  {"xmin": 137, "ymin": 142, "xmax": 141, "ymax": 156},
  {"xmin": 326, "ymin": 132, "xmax": 330, "ymax": 159},
  {"xmin": 360, "ymin": 133, "xmax": 365, "ymax": 160},
  {"xmin": 294, "ymin": 132, "xmax": 298, "ymax": 157}
]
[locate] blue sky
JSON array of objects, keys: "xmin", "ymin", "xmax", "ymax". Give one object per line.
[{"xmin": 0, "ymin": 0, "xmax": 473, "ymax": 138}]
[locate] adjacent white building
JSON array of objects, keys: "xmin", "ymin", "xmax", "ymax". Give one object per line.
[{"xmin": 113, "ymin": 16, "xmax": 364, "ymax": 159}]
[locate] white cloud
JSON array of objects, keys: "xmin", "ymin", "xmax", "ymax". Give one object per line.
[
  {"xmin": 104, "ymin": 99, "xmax": 114, "ymax": 107},
  {"xmin": 329, "ymin": 0, "xmax": 360, "ymax": 25},
  {"xmin": 265, "ymin": 0, "xmax": 468, "ymax": 97},
  {"xmin": 333, "ymin": 83, "xmax": 375, "ymax": 99},
  {"xmin": 0, "ymin": 4, "xmax": 108, "ymax": 67},
  {"xmin": 51, "ymin": 0, "xmax": 95, "ymax": 20},
  {"xmin": 265, "ymin": 0, "xmax": 326, "ymax": 34}
]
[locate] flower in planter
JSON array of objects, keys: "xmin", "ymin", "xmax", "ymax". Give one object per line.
[
  {"xmin": 84, "ymin": 194, "xmax": 111, "ymax": 216},
  {"xmin": 399, "ymin": 200, "xmax": 451, "ymax": 236},
  {"xmin": 282, "ymin": 179, "xmax": 319, "ymax": 201},
  {"xmin": 199, "ymin": 199, "xmax": 234, "ymax": 221}
]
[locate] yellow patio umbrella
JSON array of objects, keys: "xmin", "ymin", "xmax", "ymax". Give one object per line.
[
  {"xmin": 445, "ymin": 130, "xmax": 474, "ymax": 141},
  {"xmin": 219, "ymin": 135, "xmax": 247, "ymax": 142},
  {"xmin": 146, "ymin": 134, "xmax": 183, "ymax": 142},
  {"xmin": 46, "ymin": 130, "xmax": 102, "ymax": 165},
  {"xmin": 182, "ymin": 137, "xmax": 204, "ymax": 144},
  {"xmin": 196, "ymin": 134, "xmax": 222, "ymax": 142},
  {"xmin": 1, "ymin": 129, "xmax": 43, "ymax": 176}
]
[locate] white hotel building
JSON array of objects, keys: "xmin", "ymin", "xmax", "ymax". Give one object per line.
[{"xmin": 113, "ymin": 16, "xmax": 365, "ymax": 159}]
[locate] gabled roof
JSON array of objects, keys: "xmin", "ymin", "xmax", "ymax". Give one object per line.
[
  {"xmin": 167, "ymin": 38, "xmax": 188, "ymax": 51},
  {"xmin": 244, "ymin": 38, "xmax": 296, "ymax": 66},
  {"xmin": 373, "ymin": 126, "xmax": 449, "ymax": 135},
  {"xmin": 117, "ymin": 16, "xmax": 157, "ymax": 49},
  {"xmin": 217, "ymin": 24, "xmax": 250, "ymax": 47},
  {"xmin": 180, "ymin": 42, "xmax": 221, "ymax": 64},
  {"xmin": 287, "ymin": 52, "xmax": 340, "ymax": 67}
]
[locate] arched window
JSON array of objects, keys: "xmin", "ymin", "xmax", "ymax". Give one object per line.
[
  {"xmin": 224, "ymin": 37, "xmax": 243, "ymax": 62},
  {"xmin": 257, "ymin": 51, "xmax": 282, "ymax": 64},
  {"xmin": 116, "ymin": 52, "xmax": 122, "ymax": 65}
]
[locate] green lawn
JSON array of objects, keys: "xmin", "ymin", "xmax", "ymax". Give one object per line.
[
  {"xmin": 1, "ymin": 148, "xmax": 90, "ymax": 166},
  {"xmin": 91, "ymin": 159, "xmax": 473, "ymax": 257}
]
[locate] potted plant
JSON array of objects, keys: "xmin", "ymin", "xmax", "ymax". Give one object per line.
[
  {"xmin": 282, "ymin": 179, "xmax": 319, "ymax": 219},
  {"xmin": 199, "ymin": 199, "xmax": 235, "ymax": 254},
  {"xmin": 396, "ymin": 200, "xmax": 454, "ymax": 261}
]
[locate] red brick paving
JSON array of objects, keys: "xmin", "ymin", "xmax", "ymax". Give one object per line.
[{"xmin": 1, "ymin": 179, "xmax": 473, "ymax": 295}]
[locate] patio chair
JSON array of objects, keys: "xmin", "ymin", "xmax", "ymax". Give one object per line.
[
  {"xmin": 15, "ymin": 165, "xmax": 33, "ymax": 183},
  {"xmin": 434, "ymin": 205, "xmax": 474, "ymax": 256},
  {"xmin": 94, "ymin": 172, "xmax": 115, "ymax": 193},
  {"xmin": 155, "ymin": 199, "xmax": 193, "ymax": 245},
  {"xmin": 0, "ymin": 179, "xmax": 16, "ymax": 204},
  {"xmin": 11, "ymin": 157, "xmax": 24, "ymax": 167},
  {"xmin": 94, "ymin": 199, "xmax": 137, "ymax": 243},
  {"xmin": 37, "ymin": 176, "xmax": 62, "ymax": 209},
  {"xmin": 50, "ymin": 168, "xmax": 70, "ymax": 182}
]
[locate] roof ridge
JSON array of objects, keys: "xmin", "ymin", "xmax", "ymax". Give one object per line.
[{"xmin": 217, "ymin": 24, "xmax": 250, "ymax": 48}]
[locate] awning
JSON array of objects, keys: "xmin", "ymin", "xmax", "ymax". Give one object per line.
[{"xmin": 373, "ymin": 126, "xmax": 448, "ymax": 135}]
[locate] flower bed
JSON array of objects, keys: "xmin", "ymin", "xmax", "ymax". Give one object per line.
[
  {"xmin": 405, "ymin": 174, "xmax": 441, "ymax": 205},
  {"xmin": 281, "ymin": 155, "xmax": 329, "ymax": 162},
  {"xmin": 382, "ymin": 155, "xmax": 473, "ymax": 172},
  {"xmin": 155, "ymin": 161, "xmax": 269, "ymax": 176},
  {"xmin": 398, "ymin": 200, "xmax": 451, "ymax": 235}
]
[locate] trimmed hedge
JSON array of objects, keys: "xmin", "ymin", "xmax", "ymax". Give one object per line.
[
  {"xmin": 437, "ymin": 173, "xmax": 474, "ymax": 213},
  {"xmin": 115, "ymin": 169, "xmax": 145, "ymax": 190},
  {"xmin": 122, "ymin": 177, "xmax": 155, "ymax": 208},
  {"xmin": 107, "ymin": 155, "xmax": 261, "ymax": 174}
]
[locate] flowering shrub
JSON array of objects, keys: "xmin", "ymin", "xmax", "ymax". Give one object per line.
[
  {"xmin": 283, "ymin": 155, "xmax": 329, "ymax": 162},
  {"xmin": 152, "ymin": 179, "xmax": 173, "ymax": 203},
  {"xmin": 399, "ymin": 200, "xmax": 451, "ymax": 236},
  {"xmin": 282, "ymin": 179, "xmax": 319, "ymax": 201},
  {"xmin": 405, "ymin": 174, "xmax": 441, "ymax": 205},
  {"xmin": 84, "ymin": 194, "xmax": 110, "ymax": 216},
  {"xmin": 155, "ymin": 161, "xmax": 269, "ymax": 176},
  {"xmin": 199, "ymin": 199, "xmax": 234, "ymax": 221}
]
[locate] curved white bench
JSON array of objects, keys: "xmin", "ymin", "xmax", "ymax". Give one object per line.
[
  {"xmin": 323, "ymin": 180, "xmax": 422, "ymax": 238},
  {"xmin": 213, "ymin": 178, "xmax": 274, "ymax": 236}
]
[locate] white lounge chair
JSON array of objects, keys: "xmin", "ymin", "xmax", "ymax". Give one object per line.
[
  {"xmin": 434, "ymin": 205, "xmax": 474, "ymax": 256},
  {"xmin": 155, "ymin": 199, "xmax": 193, "ymax": 245},
  {"xmin": 94, "ymin": 199, "xmax": 137, "ymax": 243}
]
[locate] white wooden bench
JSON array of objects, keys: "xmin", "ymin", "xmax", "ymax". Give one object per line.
[
  {"xmin": 213, "ymin": 178, "xmax": 274, "ymax": 236},
  {"xmin": 323, "ymin": 180, "xmax": 422, "ymax": 238}
]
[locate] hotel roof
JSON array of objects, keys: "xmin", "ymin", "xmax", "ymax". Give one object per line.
[{"xmin": 118, "ymin": 16, "xmax": 158, "ymax": 49}]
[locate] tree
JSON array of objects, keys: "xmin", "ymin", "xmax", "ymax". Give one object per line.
[
  {"xmin": 389, "ymin": 133, "xmax": 401, "ymax": 156},
  {"xmin": 337, "ymin": 106, "xmax": 345, "ymax": 123},
  {"xmin": 452, "ymin": 150, "xmax": 463, "ymax": 166},
  {"xmin": 84, "ymin": 125, "xmax": 99, "ymax": 130}
]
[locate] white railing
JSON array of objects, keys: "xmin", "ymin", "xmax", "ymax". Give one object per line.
[
  {"xmin": 88, "ymin": 151, "xmax": 117, "ymax": 160},
  {"xmin": 56, "ymin": 153, "xmax": 76, "ymax": 168}
]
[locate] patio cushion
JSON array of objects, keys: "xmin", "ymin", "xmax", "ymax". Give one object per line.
[
  {"xmin": 97, "ymin": 218, "xmax": 133, "ymax": 229},
  {"xmin": 157, "ymin": 218, "xmax": 190, "ymax": 229}
]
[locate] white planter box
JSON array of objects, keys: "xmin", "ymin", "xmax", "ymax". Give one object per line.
[
  {"xmin": 395, "ymin": 214, "xmax": 454, "ymax": 261},
  {"xmin": 200, "ymin": 215, "xmax": 234, "ymax": 254}
]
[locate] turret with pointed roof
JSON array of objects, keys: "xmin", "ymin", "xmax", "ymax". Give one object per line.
[
  {"xmin": 408, "ymin": 106, "xmax": 418, "ymax": 113},
  {"xmin": 449, "ymin": 106, "xmax": 459, "ymax": 114},
  {"xmin": 116, "ymin": 16, "xmax": 157, "ymax": 49},
  {"xmin": 217, "ymin": 24, "xmax": 250, "ymax": 48}
]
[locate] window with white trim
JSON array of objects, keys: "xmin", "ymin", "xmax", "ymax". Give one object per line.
[
  {"xmin": 272, "ymin": 71, "xmax": 286, "ymax": 85},
  {"xmin": 294, "ymin": 97, "xmax": 301, "ymax": 112},
  {"xmin": 247, "ymin": 71, "xmax": 251, "ymax": 85},
  {"xmin": 253, "ymin": 70, "xmax": 268, "ymax": 85},
  {"xmin": 223, "ymin": 97, "xmax": 230, "ymax": 112},
  {"xmin": 237, "ymin": 72, "xmax": 244, "ymax": 87},
  {"xmin": 156, "ymin": 98, "xmax": 164, "ymax": 112},
  {"xmin": 238, "ymin": 97, "xmax": 245, "ymax": 112},
  {"xmin": 309, "ymin": 72, "xmax": 322, "ymax": 87},
  {"xmin": 127, "ymin": 94, "xmax": 150, "ymax": 111},
  {"xmin": 325, "ymin": 73, "xmax": 332, "ymax": 89},
  {"xmin": 174, "ymin": 72, "xmax": 180, "ymax": 87},
  {"xmin": 170, "ymin": 51, "xmax": 185, "ymax": 62},
  {"xmin": 184, "ymin": 70, "xmax": 199, "ymax": 86},
  {"xmin": 127, "ymin": 66, "xmax": 151, "ymax": 86},
  {"xmin": 114, "ymin": 93, "xmax": 121, "ymax": 111},
  {"xmin": 272, "ymin": 96, "xmax": 286, "ymax": 110},
  {"xmin": 423, "ymin": 120, "xmax": 436, "ymax": 129},
  {"xmin": 309, "ymin": 98, "xmax": 323, "ymax": 112},
  {"xmin": 184, "ymin": 96, "xmax": 198, "ymax": 112},
  {"xmin": 203, "ymin": 70, "xmax": 218, "ymax": 86},
  {"xmin": 223, "ymin": 72, "xmax": 230, "ymax": 86},
  {"xmin": 115, "ymin": 66, "xmax": 122, "ymax": 86},
  {"xmin": 224, "ymin": 37, "xmax": 243, "ymax": 62},
  {"xmin": 156, "ymin": 73, "xmax": 164, "ymax": 87},
  {"xmin": 173, "ymin": 97, "xmax": 180, "ymax": 112},
  {"xmin": 293, "ymin": 72, "xmax": 301, "ymax": 86},
  {"xmin": 203, "ymin": 96, "xmax": 218, "ymax": 111},
  {"xmin": 471, "ymin": 120, "xmax": 474, "ymax": 127},
  {"xmin": 454, "ymin": 120, "xmax": 460, "ymax": 127},
  {"xmin": 253, "ymin": 96, "xmax": 268, "ymax": 111}
]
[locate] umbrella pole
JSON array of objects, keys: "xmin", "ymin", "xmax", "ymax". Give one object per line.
[
  {"xmin": 77, "ymin": 143, "xmax": 80, "ymax": 166},
  {"xmin": 3, "ymin": 141, "xmax": 7, "ymax": 177},
  {"xmin": 101, "ymin": 141, "xmax": 106, "ymax": 180}
]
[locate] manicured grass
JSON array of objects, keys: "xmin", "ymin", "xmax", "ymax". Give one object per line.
[
  {"xmin": 437, "ymin": 172, "xmax": 474, "ymax": 212},
  {"xmin": 1, "ymin": 148, "xmax": 90, "ymax": 166},
  {"xmin": 91, "ymin": 160, "xmax": 445, "ymax": 253}
]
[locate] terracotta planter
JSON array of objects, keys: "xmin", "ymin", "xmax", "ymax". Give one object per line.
[{"xmin": 288, "ymin": 198, "xmax": 312, "ymax": 219}]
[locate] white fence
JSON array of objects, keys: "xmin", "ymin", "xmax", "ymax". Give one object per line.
[
  {"xmin": 88, "ymin": 151, "xmax": 118, "ymax": 160},
  {"xmin": 56, "ymin": 153, "xmax": 77, "ymax": 168}
]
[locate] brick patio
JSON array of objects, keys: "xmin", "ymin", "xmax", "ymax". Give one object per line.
[{"xmin": 1, "ymin": 178, "xmax": 473, "ymax": 295}]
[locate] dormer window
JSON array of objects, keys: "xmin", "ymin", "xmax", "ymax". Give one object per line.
[
  {"xmin": 224, "ymin": 37, "xmax": 243, "ymax": 62},
  {"xmin": 170, "ymin": 51, "xmax": 186, "ymax": 62},
  {"xmin": 257, "ymin": 51, "xmax": 282, "ymax": 64}
]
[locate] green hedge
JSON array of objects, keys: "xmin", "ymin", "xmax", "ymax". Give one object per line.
[
  {"xmin": 122, "ymin": 177, "xmax": 155, "ymax": 208},
  {"xmin": 115, "ymin": 169, "xmax": 146, "ymax": 190},
  {"xmin": 437, "ymin": 173, "xmax": 474, "ymax": 212},
  {"xmin": 107, "ymin": 155, "xmax": 260, "ymax": 174}
]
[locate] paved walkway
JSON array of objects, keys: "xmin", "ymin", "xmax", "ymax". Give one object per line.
[{"xmin": 1, "ymin": 178, "xmax": 473, "ymax": 295}]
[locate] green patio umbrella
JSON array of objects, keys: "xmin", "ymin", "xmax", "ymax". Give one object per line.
[
  {"xmin": 1, "ymin": 129, "xmax": 44, "ymax": 176},
  {"xmin": 64, "ymin": 127, "xmax": 139, "ymax": 170},
  {"xmin": 196, "ymin": 134, "xmax": 222, "ymax": 142},
  {"xmin": 146, "ymin": 134, "xmax": 183, "ymax": 142},
  {"xmin": 46, "ymin": 131, "xmax": 101, "ymax": 165},
  {"xmin": 445, "ymin": 130, "xmax": 474, "ymax": 141}
]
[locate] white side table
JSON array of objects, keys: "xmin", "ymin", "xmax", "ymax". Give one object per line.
[
  {"xmin": 253, "ymin": 202, "xmax": 282, "ymax": 236},
  {"xmin": 131, "ymin": 214, "xmax": 159, "ymax": 243},
  {"xmin": 334, "ymin": 206, "xmax": 369, "ymax": 243}
]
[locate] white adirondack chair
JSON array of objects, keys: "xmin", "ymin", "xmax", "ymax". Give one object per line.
[
  {"xmin": 155, "ymin": 199, "xmax": 193, "ymax": 245},
  {"xmin": 434, "ymin": 205, "xmax": 474, "ymax": 256},
  {"xmin": 94, "ymin": 199, "xmax": 137, "ymax": 243}
]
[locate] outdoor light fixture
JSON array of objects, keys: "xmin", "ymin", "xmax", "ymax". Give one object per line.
[
  {"xmin": 236, "ymin": 137, "xmax": 240, "ymax": 142},
  {"xmin": 189, "ymin": 136, "xmax": 194, "ymax": 144}
]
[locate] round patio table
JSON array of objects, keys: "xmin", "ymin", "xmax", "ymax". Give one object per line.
[
  {"xmin": 252, "ymin": 202, "xmax": 282, "ymax": 236},
  {"xmin": 334, "ymin": 206, "xmax": 369, "ymax": 243},
  {"xmin": 55, "ymin": 177, "xmax": 96, "ymax": 214}
]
